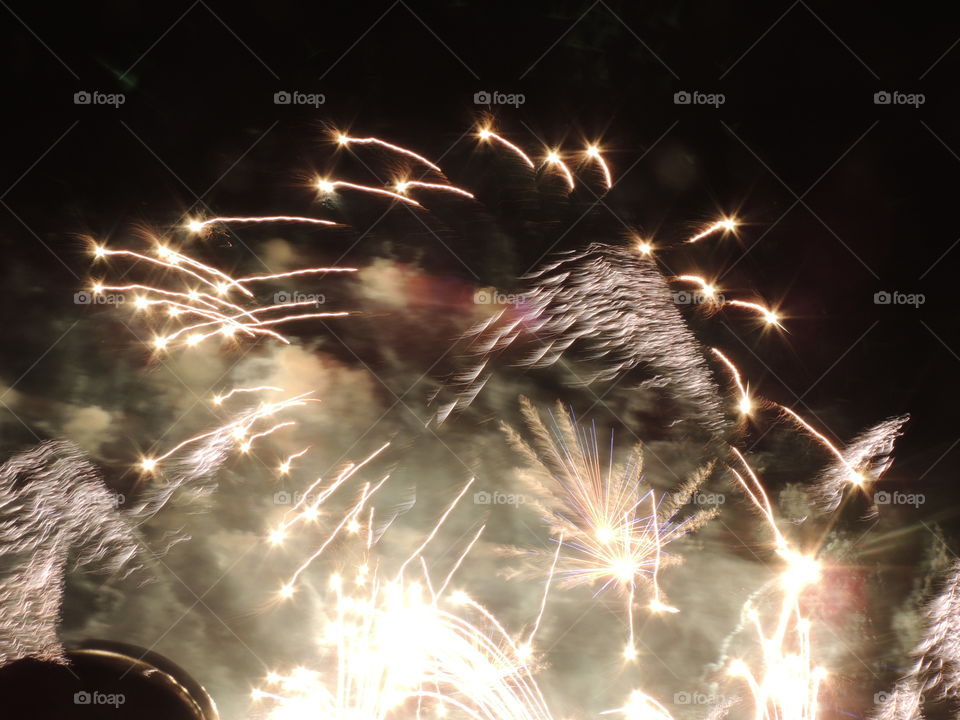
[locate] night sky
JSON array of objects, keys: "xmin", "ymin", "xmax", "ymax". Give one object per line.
[{"xmin": 1, "ymin": 2, "xmax": 960, "ymax": 719}]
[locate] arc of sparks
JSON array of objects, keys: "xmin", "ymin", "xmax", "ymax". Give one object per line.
[
  {"xmin": 214, "ymin": 385, "xmax": 283, "ymax": 405},
  {"xmin": 710, "ymin": 348, "xmax": 753, "ymax": 415},
  {"xmin": 477, "ymin": 127, "xmax": 535, "ymax": 169},
  {"xmin": 686, "ymin": 217, "xmax": 738, "ymax": 243},
  {"xmin": 779, "ymin": 405, "xmax": 864, "ymax": 485},
  {"xmin": 544, "ymin": 150, "xmax": 575, "ymax": 191},
  {"xmin": 585, "ymin": 145, "xmax": 613, "ymax": 188},
  {"xmin": 726, "ymin": 298, "xmax": 781, "ymax": 326},
  {"xmin": 186, "ymin": 216, "xmax": 340, "ymax": 233},
  {"xmin": 335, "ymin": 133, "xmax": 443, "ymax": 173},
  {"xmin": 317, "ymin": 179, "xmax": 421, "ymax": 206},
  {"xmin": 394, "ymin": 180, "xmax": 475, "ymax": 199}
]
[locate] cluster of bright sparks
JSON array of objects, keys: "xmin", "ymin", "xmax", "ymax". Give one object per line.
[
  {"xmin": 137, "ymin": 387, "xmax": 314, "ymax": 475},
  {"xmin": 72, "ymin": 124, "xmax": 922, "ymax": 720},
  {"xmin": 87, "ymin": 240, "xmax": 352, "ymax": 352}
]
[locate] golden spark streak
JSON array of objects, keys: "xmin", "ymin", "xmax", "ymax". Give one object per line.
[
  {"xmin": 686, "ymin": 217, "xmax": 738, "ymax": 243},
  {"xmin": 186, "ymin": 216, "xmax": 339, "ymax": 232},
  {"xmin": 477, "ymin": 127, "xmax": 536, "ymax": 169},
  {"xmin": 279, "ymin": 447, "xmax": 311, "ymax": 475},
  {"xmin": 394, "ymin": 180, "xmax": 475, "ymax": 199},
  {"xmin": 779, "ymin": 405, "xmax": 863, "ymax": 485},
  {"xmin": 726, "ymin": 299, "xmax": 781, "ymax": 326},
  {"xmin": 710, "ymin": 348, "xmax": 753, "ymax": 415},
  {"xmin": 317, "ymin": 179, "xmax": 422, "ymax": 206},
  {"xmin": 336, "ymin": 134, "xmax": 443, "ymax": 173},
  {"xmin": 544, "ymin": 150, "xmax": 575, "ymax": 191},
  {"xmin": 585, "ymin": 145, "xmax": 613, "ymax": 189}
]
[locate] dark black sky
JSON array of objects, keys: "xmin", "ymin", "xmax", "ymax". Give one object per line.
[{"xmin": 1, "ymin": 4, "xmax": 960, "ymax": 716}]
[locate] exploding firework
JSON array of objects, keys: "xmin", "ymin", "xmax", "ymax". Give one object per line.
[
  {"xmin": 85, "ymin": 239, "xmax": 353, "ymax": 352},
  {"xmin": 9, "ymin": 121, "xmax": 925, "ymax": 720},
  {"xmin": 501, "ymin": 398, "xmax": 717, "ymax": 658},
  {"xmin": 435, "ymin": 243, "xmax": 729, "ymax": 436}
]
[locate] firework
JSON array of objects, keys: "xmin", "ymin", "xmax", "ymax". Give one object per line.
[
  {"xmin": 254, "ymin": 575, "xmax": 557, "ymax": 720},
  {"xmin": 256, "ymin": 449, "xmax": 559, "ymax": 720},
  {"xmin": 870, "ymin": 559, "xmax": 960, "ymax": 718},
  {"xmin": 137, "ymin": 390, "xmax": 316, "ymax": 474},
  {"xmin": 436, "ymin": 243, "xmax": 727, "ymax": 436},
  {"xmin": 543, "ymin": 150, "xmax": 575, "ymax": 190},
  {"xmin": 808, "ymin": 414, "xmax": 910, "ymax": 515},
  {"xmin": 317, "ymin": 178, "xmax": 422, "ymax": 206},
  {"xmin": 0, "ymin": 431, "xmax": 234, "ymax": 666},
  {"xmin": 87, "ymin": 241, "xmax": 353, "ymax": 351},
  {"xmin": 502, "ymin": 398, "xmax": 717, "ymax": 657},
  {"xmin": 477, "ymin": 126, "xmax": 536, "ymax": 169},
  {"xmin": 710, "ymin": 348, "xmax": 754, "ymax": 416},
  {"xmin": 186, "ymin": 216, "xmax": 339, "ymax": 232},
  {"xmin": 395, "ymin": 180, "xmax": 475, "ymax": 199},
  {"xmin": 42, "ymin": 119, "xmax": 926, "ymax": 720},
  {"xmin": 686, "ymin": 218, "xmax": 738, "ymax": 244},
  {"xmin": 335, "ymin": 133, "xmax": 444, "ymax": 173},
  {"xmin": 722, "ymin": 452, "xmax": 828, "ymax": 720},
  {"xmin": 584, "ymin": 145, "xmax": 613, "ymax": 189}
]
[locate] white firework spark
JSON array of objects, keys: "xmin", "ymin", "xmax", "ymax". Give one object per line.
[
  {"xmin": 809, "ymin": 414, "xmax": 910, "ymax": 515},
  {"xmin": 437, "ymin": 243, "xmax": 727, "ymax": 435}
]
